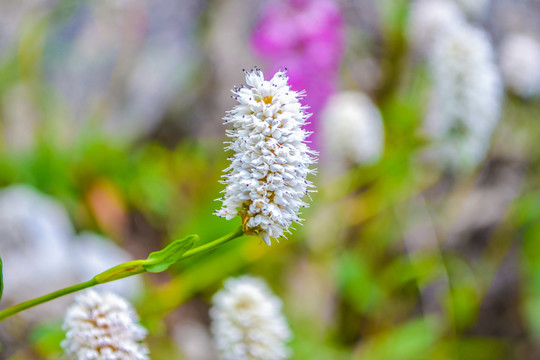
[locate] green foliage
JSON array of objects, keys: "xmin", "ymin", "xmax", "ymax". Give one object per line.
[
  {"xmin": 29, "ymin": 322, "xmax": 64, "ymax": 358},
  {"xmin": 94, "ymin": 235, "xmax": 198, "ymax": 284},
  {"xmin": 338, "ymin": 253, "xmax": 384, "ymax": 314},
  {"xmin": 431, "ymin": 338, "xmax": 511, "ymax": 360},
  {"xmin": 1, "ymin": 1, "xmax": 540, "ymax": 358},
  {"xmin": 355, "ymin": 317, "xmax": 440, "ymax": 360},
  {"xmin": 144, "ymin": 235, "xmax": 197, "ymax": 273}
]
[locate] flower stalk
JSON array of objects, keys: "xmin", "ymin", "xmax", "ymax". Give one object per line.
[{"xmin": 0, "ymin": 227, "xmax": 244, "ymax": 322}]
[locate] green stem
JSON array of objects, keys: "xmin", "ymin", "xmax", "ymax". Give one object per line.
[
  {"xmin": 0, "ymin": 279, "xmax": 98, "ymax": 321},
  {"xmin": 181, "ymin": 226, "xmax": 244, "ymax": 260},
  {"xmin": 0, "ymin": 227, "xmax": 244, "ymax": 322}
]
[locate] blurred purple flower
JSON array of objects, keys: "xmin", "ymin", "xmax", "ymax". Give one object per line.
[{"xmin": 251, "ymin": 0, "xmax": 345, "ymax": 148}]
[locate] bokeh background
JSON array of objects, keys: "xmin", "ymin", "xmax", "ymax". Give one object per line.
[{"xmin": 1, "ymin": 0, "xmax": 540, "ymax": 359}]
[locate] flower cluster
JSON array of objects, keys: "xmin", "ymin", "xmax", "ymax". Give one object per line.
[
  {"xmin": 499, "ymin": 34, "xmax": 540, "ymax": 99},
  {"xmin": 408, "ymin": 0, "xmax": 464, "ymax": 54},
  {"xmin": 62, "ymin": 290, "xmax": 149, "ymax": 360},
  {"xmin": 251, "ymin": 0, "xmax": 345, "ymax": 148},
  {"xmin": 453, "ymin": 0, "xmax": 490, "ymax": 19},
  {"xmin": 321, "ymin": 91, "xmax": 384, "ymax": 168},
  {"xmin": 216, "ymin": 68, "xmax": 316, "ymax": 245},
  {"xmin": 426, "ymin": 24, "xmax": 502, "ymax": 170},
  {"xmin": 210, "ymin": 276, "xmax": 292, "ymax": 360}
]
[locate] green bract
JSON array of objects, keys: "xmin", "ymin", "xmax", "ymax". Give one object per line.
[
  {"xmin": 144, "ymin": 235, "xmax": 198, "ymax": 273},
  {"xmin": 94, "ymin": 235, "xmax": 198, "ymax": 283}
]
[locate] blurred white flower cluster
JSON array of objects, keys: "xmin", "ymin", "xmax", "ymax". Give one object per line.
[
  {"xmin": 408, "ymin": 0, "xmax": 465, "ymax": 54},
  {"xmin": 216, "ymin": 69, "xmax": 316, "ymax": 245},
  {"xmin": 0, "ymin": 185, "xmax": 142, "ymax": 322},
  {"xmin": 409, "ymin": 0, "xmax": 502, "ymax": 171},
  {"xmin": 426, "ymin": 25, "xmax": 501, "ymax": 170},
  {"xmin": 452, "ymin": 0, "xmax": 490, "ymax": 19},
  {"xmin": 499, "ymin": 34, "xmax": 540, "ymax": 99},
  {"xmin": 210, "ymin": 276, "xmax": 292, "ymax": 360},
  {"xmin": 62, "ymin": 290, "xmax": 149, "ymax": 360},
  {"xmin": 409, "ymin": 0, "xmax": 490, "ymax": 49},
  {"xmin": 321, "ymin": 91, "xmax": 384, "ymax": 170}
]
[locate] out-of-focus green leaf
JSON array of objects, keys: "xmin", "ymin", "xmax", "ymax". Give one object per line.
[
  {"xmin": 355, "ymin": 317, "xmax": 440, "ymax": 360},
  {"xmin": 448, "ymin": 284, "xmax": 479, "ymax": 332},
  {"xmin": 511, "ymin": 194, "xmax": 540, "ymax": 227},
  {"xmin": 338, "ymin": 253, "xmax": 384, "ymax": 314},
  {"xmin": 444, "ymin": 256, "xmax": 480, "ymax": 332},
  {"xmin": 431, "ymin": 338, "xmax": 511, "ymax": 360},
  {"xmin": 381, "ymin": 253, "xmax": 442, "ymax": 292},
  {"xmin": 521, "ymin": 221, "xmax": 540, "ymax": 338},
  {"xmin": 144, "ymin": 235, "xmax": 197, "ymax": 273},
  {"xmin": 291, "ymin": 320, "xmax": 351, "ymax": 360},
  {"xmin": 30, "ymin": 321, "xmax": 64, "ymax": 357}
]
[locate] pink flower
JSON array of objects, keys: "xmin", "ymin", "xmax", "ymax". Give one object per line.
[{"xmin": 251, "ymin": 0, "xmax": 345, "ymax": 148}]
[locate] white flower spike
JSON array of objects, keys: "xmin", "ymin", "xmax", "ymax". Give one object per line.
[
  {"xmin": 62, "ymin": 290, "xmax": 149, "ymax": 360},
  {"xmin": 210, "ymin": 276, "xmax": 292, "ymax": 360},
  {"xmin": 408, "ymin": 0, "xmax": 464, "ymax": 54},
  {"xmin": 216, "ymin": 68, "xmax": 317, "ymax": 245},
  {"xmin": 426, "ymin": 24, "xmax": 502, "ymax": 170}
]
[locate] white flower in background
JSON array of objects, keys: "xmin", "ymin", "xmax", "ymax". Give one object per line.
[
  {"xmin": 321, "ymin": 91, "xmax": 384, "ymax": 168},
  {"xmin": 173, "ymin": 320, "xmax": 214, "ymax": 360},
  {"xmin": 210, "ymin": 276, "xmax": 292, "ymax": 360},
  {"xmin": 0, "ymin": 185, "xmax": 75, "ymax": 319},
  {"xmin": 0, "ymin": 185, "xmax": 142, "ymax": 323},
  {"xmin": 408, "ymin": 0, "xmax": 464, "ymax": 54},
  {"xmin": 62, "ymin": 290, "xmax": 149, "ymax": 360},
  {"xmin": 426, "ymin": 24, "xmax": 502, "ymax": 170},
  {"xmin": 216, "ymin": 68, "xmax": 317, "ymax": 245},
  {"xmin": 499, "ymin": 34, "xmax": 540, "ymax": 99},
  {"xmin": 452, "ymin": 0, "xmax": 490, "ymax": 19}
]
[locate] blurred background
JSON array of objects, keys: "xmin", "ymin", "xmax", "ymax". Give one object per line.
[{"xmin": 1, "ymin": 0, "xmax": 540, "ymax": 359}]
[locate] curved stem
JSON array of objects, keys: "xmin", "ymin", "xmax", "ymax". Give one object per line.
[
  {"xmin": 181, "ymin": 226, "xmax": 244, "ymax": 260},
  {"xmin": 0, "ymin": 279, "xmax": 98, "ymax": 321},
  {"xmin": 0, "ymin": 227, "xmax": 244, "ymax": 322}
]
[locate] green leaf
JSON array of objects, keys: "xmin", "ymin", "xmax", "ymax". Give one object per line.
[
  {"xmin": 143, "ymin": 235, "xmax": 197, "ymax": 273},
  {"xmin": 93, "ymin": 235, "xmax": 198, "ymax": 284}
]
